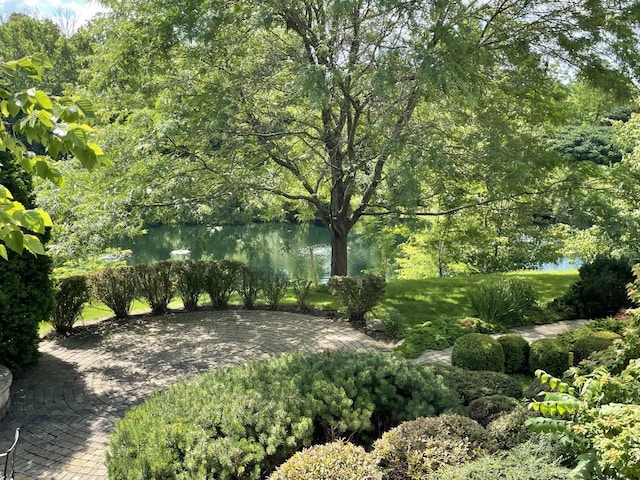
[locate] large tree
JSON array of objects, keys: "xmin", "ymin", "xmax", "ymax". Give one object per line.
[{"xmin": 94, "ymin": 0, "xmax": 640, "ymax": 275}]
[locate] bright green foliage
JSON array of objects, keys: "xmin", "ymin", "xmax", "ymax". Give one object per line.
[
  {"xmin": 291, "ymin": 278, "xmax": 312, "ymax": 311},
  {"xmin": 239, "ymin": 265, "xmax": 262, "ymax": 309},
  {"xmin": 451, "ymin": 333, "xmax": 505, "ymax": 373},
  {"xmin": 202, "ymin": 260, "xmax": 242, "ymax": 309},
  {"xmin": 467, "ymin": 395, "xmax": 521, "ymax": 428},
  {"xmin": 527, "ymin": 359, "xmax": 640, "ymax": 480},
  {"xmin": 498, "ymin": 334, "xmax": 530, "ymax": 374},
  {"xmin": 0, "ymin": 55, "xmax": 106, "ymax": 258},
  {"xmin": 133, "ymin": 261, "xmax": 174, "ymax": 315},
  {"xmin": 51, "ymin": 275, "xmax": 90, "ymax": 333},
  {"xmin": 468, "ymin": 278, "xmax": 538, "ymax": 328},
  {"xmin": 90, "ymin": 266, "xmax": 136, "ymax": 319},
  {"xmin": 396, "ymin": 320, "xmax": 468, "ymax": 357},
  {"xmin": 0, "ymin": 151, "xmax": 53, "ymax": 373},
  {"xmin": 558, "ymin": 256, "xmax": 634, "ymax": 319},
  {"xmin": 328, "ymin": 274, "xmax": 385, "ymax": 326},
  {"xmin": 173, "ymin": 260, "xmax": 203, "ymax": 311},
  {"xmin": 372, "ymin": 415, "xmax": 490, "ymax": 479},
  {"xmin": 486, "ymin": 406, "xmax": 534, "ymax": 451},
  {"xmin": 270, "ymin": 440, "xmax": 382, "ymax": 480},
  {"xmin": 573, "ymin": 331, "xmax": 620, "ymax": 364},
  {"xmin": 435, "ymin": 437, "xmax": 570, "ymax": 480},
  {"xmin": 529, "ymin": 339, "xmax": 571, "ymax": 377},
  {"xmin": 261, "ymin": 271, "xmax": 289, "ymax": 309},
  {"xmin": 107, "ymin": 352, "xmax": 462, "ymax": 479},
  {"xmin": 427, "ymin": 365, "xmax": 523, "ymax": 406}
]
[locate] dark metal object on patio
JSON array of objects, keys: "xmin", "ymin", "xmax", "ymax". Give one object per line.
[{"xmin": 0, "ymin": 428, "xmax": 19, "ymax": 480}]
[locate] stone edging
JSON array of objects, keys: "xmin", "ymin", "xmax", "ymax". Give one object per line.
[{"xmin": 0, "ymin": 365, "xmax": 11, "ymax": 421}]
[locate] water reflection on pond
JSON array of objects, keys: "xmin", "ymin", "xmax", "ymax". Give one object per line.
[{"xmin": 116, "ymin": 223, "xmax": 380, "ymax": 282}]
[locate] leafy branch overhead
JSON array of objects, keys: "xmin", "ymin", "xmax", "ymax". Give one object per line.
[{"xmin": 0, "ymin": 54, "xmax": 107, "ymax": 259}]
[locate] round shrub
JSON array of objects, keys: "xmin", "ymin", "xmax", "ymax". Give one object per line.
[
  {"xmin": 270, "ymin": 440, "xmax": 382, "ymax": 480},
  {"xmin": 91, "ymin": 266, "xmax": 136, "ymax": 319},
  {"xmin": 107, "ymin": 352, "xmax": 463, "ymax": 479},
  {"xmin": 486, "ymin": 405, "xmax": 534, "ymax": 450},
  {"xmin": 428, "ymin": 365, "xmax": 523, "ymax": 405},
  {"xmin": 51, "ymin": 275, "xmax": 90, "ymax": 333},
  {"xmin": 529, "ymin": 338, "xmax": 571, "ymax": 377},
  {"xmin": 373, "ymin": 415, "xmax": 489, "ymax": 479},
  {"xmin": 497, "ymin": 334, "xmax": 530, "ymax": 374},
  {"xmin": 436, "ymin": 437, "xmax": 570, "ymax": 480},
  {"xmin": 452, "ymin": 333, "xmax": 505, "ymax": 373},
  {"xmin": 573, "ymin": 330, "xmax": 621, "ymax": 364},
  {"xmin": 467, "ymin": 395, "xmax": 520, "ymax": 428}
]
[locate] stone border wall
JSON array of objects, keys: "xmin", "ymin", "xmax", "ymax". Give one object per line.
[{"xmin": 0, "ymin": 365, "xmax": 11, "ymax": 421}]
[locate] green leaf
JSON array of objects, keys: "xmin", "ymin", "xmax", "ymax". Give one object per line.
[
  {"xmin": 0, "ymin": 185, "xmax": 13, "ymax": 201},
  {"xmin": 33, "ymin": 90, "xmax": 53, "ymax": 110},
  {"xmin": 0, "ymin": 244, "xmax": 6, "ymax": 260},
  {"xmin": 22, "ymin": 234, "xmax": 45, "ymax": 256},
  {"xmin": 1, "ymin": 227, "xmax": 23, "ymax": 254}
]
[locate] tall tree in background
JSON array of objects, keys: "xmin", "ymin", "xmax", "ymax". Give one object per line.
[{"xmin": 94, "ymin": 0, "xmax": 640, "ymax": 275}]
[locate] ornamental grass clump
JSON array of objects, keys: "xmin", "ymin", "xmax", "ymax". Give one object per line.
[
  {"xmin": 468, "ymin": 278, "xmax": 538, "ymax": 328},
  {"xmin": 107, "ymin": 351, "xmax": 463, "ymax": 479}
]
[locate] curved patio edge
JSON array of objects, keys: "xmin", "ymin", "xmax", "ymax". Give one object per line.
[{"xmin": 0, "ymin": 365, "xmax": 11, "ymax": 421}]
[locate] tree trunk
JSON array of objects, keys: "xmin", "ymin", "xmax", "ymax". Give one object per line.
[{"xmin": 330, "ymin": 224, "xmax": 349, "ymax": 277}]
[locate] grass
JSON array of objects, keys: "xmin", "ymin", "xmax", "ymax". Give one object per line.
[{"xmin": 40, "ymin": 270, "xmax": 579, "ymax": 358}]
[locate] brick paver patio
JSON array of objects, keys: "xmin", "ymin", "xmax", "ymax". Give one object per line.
[{"xmin": 0, "ymin": 310, "xmax": 389, "ymax": 479}]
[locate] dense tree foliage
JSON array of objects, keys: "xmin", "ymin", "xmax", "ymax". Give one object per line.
[{"xmin": 88, "ymin": 0, "xmax": 640, "ymax": 275}]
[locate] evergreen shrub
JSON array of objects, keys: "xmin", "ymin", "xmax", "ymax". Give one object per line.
[
  {"xmin": 0, "ymin": 151, "xmax": 53, "ymax": 374},
  {"xmin": 239, "ymin": 265, "xmax": 262, "ymax": 309},
  {"xmin": 467, "ymin": 395, "xmax": 520, "ymax": 427},
  {"xmin": 262, "ymin": 271, "xmax": 288, "ymax": 309},
  {"xmin": 427, "ymin": 365, "xmax": 523, "ymax": 405},
  {"xmin": 497, "ymin": 334, "xmax": 530, "ymax": 373},
  {"xmin": 328, "ymin": 274, "xmax": 386, "ymax": 326},
  {"xmin": 451, "ymin": 333, "xmax": 505, "ymax": 373},
  {"xmin": 51, "ymin": 275, "xmax": 90, "ymax": 333},
  {"xmin": 559, "ymin": 255, "xmax": 633, "ymax": 319},
  {"xmin": 270, "ymin": 440, "xmax": 382, "ymax": 480},
  {"xmin": 486, "ymin": 405, "xmax": 534, "ymax": 450},
  {"xmin": 529, "ymin": 338, "xmax": 571, "ymax": 377},
  {"xmin": 372, "ymin": 415, "xmax": 489, "ymax": 479},
  {"xmin": 573, "ymin": 330, "xmax": 620, "ymax": 364},
  {"xmin": 173, "ymin": 260, "xmax": 203, "ymax": 311},
  {"xmin": 203, "ymin": 259, "xmax": 242, "ymax": 308},
  {"xmin": 436, "ymin": 437, "xmax": 570, "ymax": 480},
  {"xmin": 90, "ymin": 266, "xmax": 136, "ymax": 319},
  {"xmin": 107, "ymin": 352, "xmax": 462, "ymax": 479},
  {"xmin": 133, "ymin": 261, "xmax": 175, "ymax": 314}
]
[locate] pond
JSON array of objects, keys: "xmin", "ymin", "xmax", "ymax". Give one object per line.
[{"xmin": 115, "ymin": 223, "xmax": 381, "ymax": 283}]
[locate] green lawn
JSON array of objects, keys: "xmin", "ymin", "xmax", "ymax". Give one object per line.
[{"xmin": 41, "ymin": 270, "xmax": 578, "ymax": 358}]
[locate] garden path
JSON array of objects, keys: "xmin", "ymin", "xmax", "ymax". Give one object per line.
[{"xmin": 0, "ymin": 310, "xmax": 389, "ymax": 480}]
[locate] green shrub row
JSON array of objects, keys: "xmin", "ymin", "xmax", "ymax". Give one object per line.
[
  {"xmin": 52, "ymin": 261, "xmax": 385, "ymax": 331},
  {"xmin": 107, "ymin": 351, "xmax": 464, "ymax": 479}
]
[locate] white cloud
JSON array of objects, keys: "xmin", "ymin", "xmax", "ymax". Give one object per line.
[{"xmin": 0, "ymin": 0, "xmax": 108, "ymax": 31}]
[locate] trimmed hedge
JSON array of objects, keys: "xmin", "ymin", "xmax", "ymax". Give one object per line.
[
  {"xmin": 328, "ymin": 274, "xmax": 386, "ymax": 326},
  {"xmin": 529, "ymin": 338, "xmax": 571, "ymax": 377},
  {"xmin": 451, "ymin": 333, "xmax": 505, "ymax": 373},
  {"xmin": 107, "ymin": 352, "xmax": 463, "ymax": 479},
  {"xmin": 373, "ymin": 415, "xmax": 490, "ymax": 479},
  {"xmin": 467, "ymin": 395, "xmax": 520, "ymax": 428},
  {"xmin": 427, "ymin": 365, "xmax": 523, "ymax": 405},
  {"xmin": 573, "ymin": 330, "xmax": 620, "ymax": 364},
  {"xmin": 202, "ymin": 260, "xmax": 243, "ymax": 309},
  {"xmin": 91, "ymin": 267, "xmax": 136, "ymax": 319},
  {"xmin": 51, "ymin": 275, "xmax": 90, "ymax": 333},
  {"xmin": 133, "ymin": 261, "xmax": 174, "ymax": 314},
  {"xmin": 270, "ymin": 440, "xmax": 382, "ymax": 480},
  {"xmin": 497, "ymin": 334, "xmax": 530, "ymax": 374},
  {"xmin": 174, "ymin": 260, "xmax": 203, "ymax": 311}
]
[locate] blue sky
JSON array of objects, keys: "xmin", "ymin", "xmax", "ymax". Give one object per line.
[{"xmin": 0, "ymin": 0, "xmax": 107, "ymax": 30}]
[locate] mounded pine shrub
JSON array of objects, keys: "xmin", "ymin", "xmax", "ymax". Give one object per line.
[
  {"xmin": 451, "ymin": 333, "xmax": 505, "ymax": 373},
  {"xmin": 497, "ymin": 334, "xmax": 530, "ymax": 374},
  {"xmin": 427, "ymin": 365, "xmax": 523, "ymax": 405},
  {"xmin": 270, "ymin": 440, "xmax": 382, "ymax": 480},
  {"xmin": 51, "ymin": 275, "xmax": 90, "ymax": 333},
  {"xmin": 107, "ymin": 352, "xmax": 463, "ymax": 479},
  {"xmin": 372, "ymin": 415, "xmax": 490, "ymax": 479},
  {"xmin": 529, "ymin": 338, "xmax": 571, "ymax": 377},
  {"xmin": 133, "ymin": 261, "xmax": 175, "ymax": 314},
  {"xmin": 90, "ymin": 267, "xmax": 136, "ymax": 319}
]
